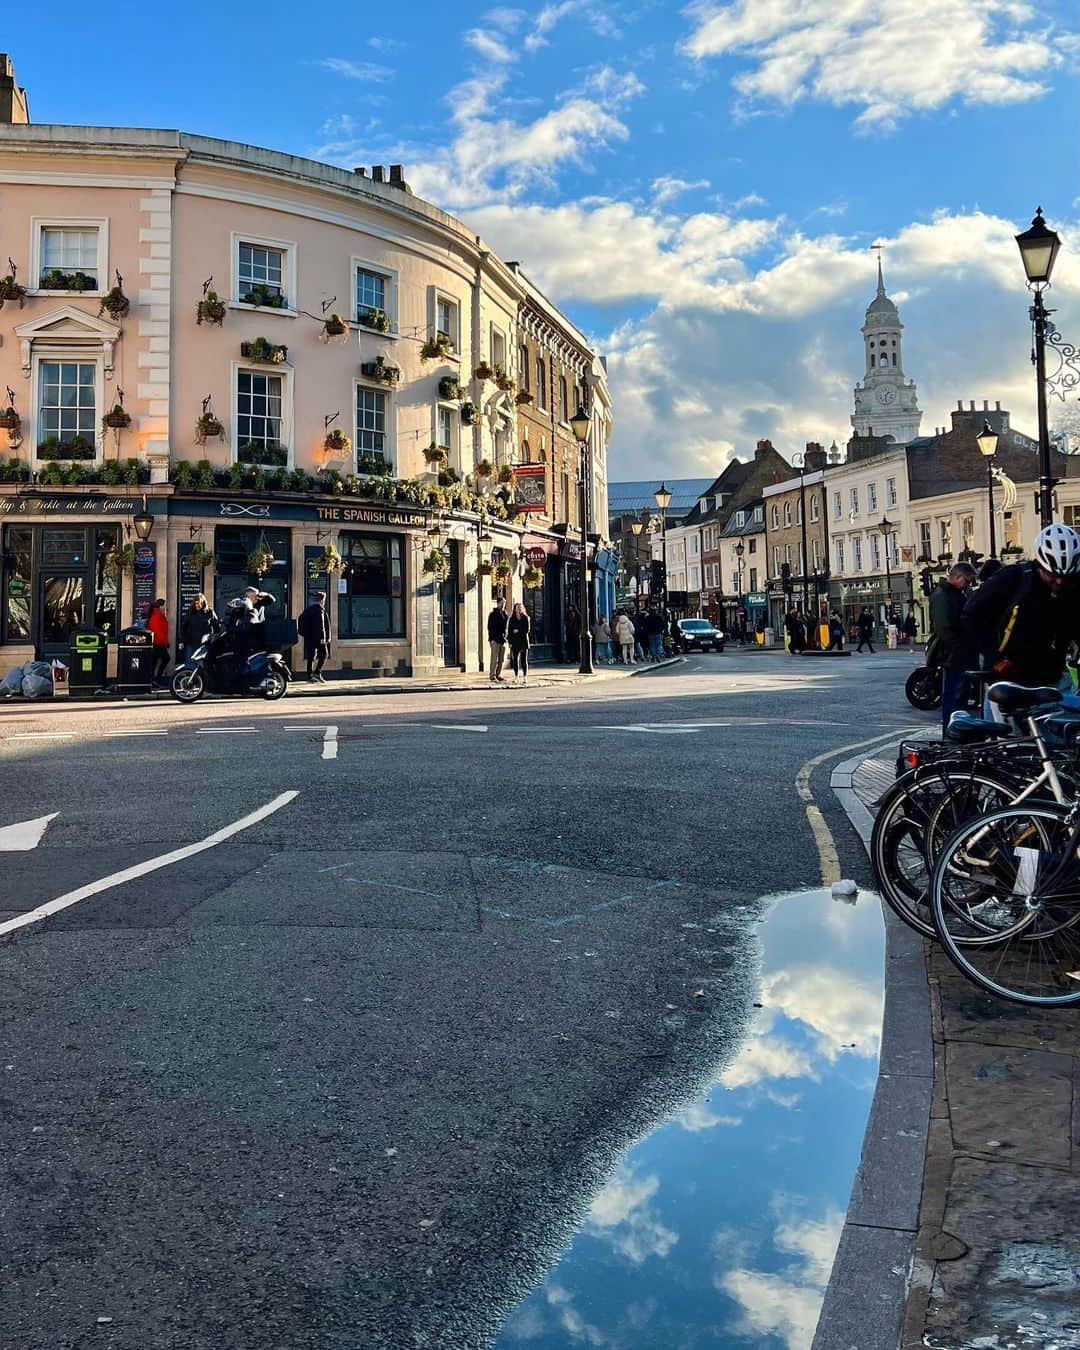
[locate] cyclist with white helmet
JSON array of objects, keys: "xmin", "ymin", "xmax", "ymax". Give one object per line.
[{"xmin": 964, "ymin": 522, "xmax": 1080, "ymax": 690}]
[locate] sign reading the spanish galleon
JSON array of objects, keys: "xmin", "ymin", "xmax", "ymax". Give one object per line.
[{"xmin": 314, "ymin": 504, "xmax": 427, "ymax": 528}]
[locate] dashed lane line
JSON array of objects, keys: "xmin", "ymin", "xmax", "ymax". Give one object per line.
[{"xmin": 322, "ymin": 726, "xmax": 339, "ymax": 760}]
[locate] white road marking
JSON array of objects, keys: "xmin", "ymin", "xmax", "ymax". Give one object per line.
[
  {"xmin": 0, "ymin": 791, "xmax": 299, "ymax": 939},
  {"xmin": 322, "ymin": 726, "xmax": 339, "ymax": 760},
  {"xmin": 4, "ymin": 733, "xmax": 75, "ymax": 741},
  {"xmin": 0, "ymin": 813, "xmax": 58, "ymax": 852},
  {"xmin": 197, "ymin": 727, "xmax": 257, "ymax": 734},
  {"xmin": 104, "ymin": 729, "xmax": 169, "ymax": 737}
]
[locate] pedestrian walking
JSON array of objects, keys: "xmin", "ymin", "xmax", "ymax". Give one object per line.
[
  {"xmin": 564, "ymin": 606, "xmax": 581, "ymax": 663},
  {"xmin": 146, "ymin": 597, "xmax": 170, "ymax": 685},
  {"xmin": 179, "ymin": 593, "xmax": 217, "ymax": 658},
  {"xmin": 508, "ymin": 601, "xmax": 531, "ymax": 683},
  {"xmin": 487, "ymin": 596, "xmax": 509, "ymax": 683},
  {"xmin": 614, "ymin": 611, "xmax": 636, "ymax": 664},
  {"xmin": 902, "ymin": 609, "xmax": 918, "ymax": 648},
  {"xmin": 927, "ymin": 562, "xmax": 977, "ymax": 731},
  {"xmin": 298, "ymin": 590, "xmax": 332, "ymax": 682},
  {"xmin": 592, "ymin": 614, "xmax": 612, "ymax": 664},
  {"xmin": 855, "ymin": 607, "xmax": 876, "ymax": 653},
  {"xmin": 828, "ymin": 609, "xmax": 845, "ymax": 652}
]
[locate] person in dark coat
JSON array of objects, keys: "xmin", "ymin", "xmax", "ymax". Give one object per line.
[
  {"xmin": 855, "ymin": 607, "xmax": 876, "ymax": 653},
  {"xmin": 297, "ymin": 590, "xmax": 331, "ymax": 682},
  {"xmin": 179, "ymin": 593, "xmax": 218, "ymax": 656},
  {"xmin": 928, "ymin": 563, "xmax": 977, "ymax": 731},
  {"xmin": 508, "ymin": 602, "xmax": 531, "ymax": 683},
  {"xmin": 828, "ymin": 609, "xmax": 845, "ymax": 651},
  {"xmin": 901, "ymin": 609, "xmax": 918, "ymax": 647},
  {"xmin": 487, "ymin": 597, "xmax": 509, "ymax": 683}
]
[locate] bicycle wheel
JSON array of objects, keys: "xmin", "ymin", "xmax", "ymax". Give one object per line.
[
  {"xmin": 931, "ymin": 804, "xmax": 1080, "ymax": 1006},
  {"xmin": 871, "ymin": 767, "xmax": 1018, "ymax": 939}
]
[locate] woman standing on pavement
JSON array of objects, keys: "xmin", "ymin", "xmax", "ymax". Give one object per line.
[
  {"xmin": 146, "ymin": 597, "xmax": 171, "ymax": 686},
  {"xmin": 508, "ymin": 602, "xmax": 531, "ymax": 684},
  {"xmin": 614, "ymin": 611, "xmax": 636, "ymax": 664},
  {"xmin": 179, "ymin": 593, "xmax": 218, "ymax": 657},
  {"xmin": 592, "ymin": 614, "xmax": 612, "ymax": 664}
]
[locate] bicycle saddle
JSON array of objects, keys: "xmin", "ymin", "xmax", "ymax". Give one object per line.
[
  {"xmin": 945, "ymin": 711, "xmax": 1013, "ymax": 744},
  {"xmin": 987, "ymin": 682, "xmax": 1063, "ymax": 714}
]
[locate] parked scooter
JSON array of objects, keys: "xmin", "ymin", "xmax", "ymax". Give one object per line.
[{"xmin": 169, "ymin": 616, "xmax": 290, "ymax": 703}]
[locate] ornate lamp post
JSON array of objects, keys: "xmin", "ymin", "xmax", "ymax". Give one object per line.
[
  {"xmin": 570, "ymin": 405, "xmax": 593, "ymax": 674},
  {"xmin": 734, "ymin": 540, "xmax": 745, "ymax": 632},
  {"xmin": 654, "ymin": 482, "xmax": 671, "ymax": 610},
  {"xmin": 877, "ymin": 515, "xmax": 895, "ymax": 621},
  {"xmin": 1015, "ymin": 208, "xmax": 1061, "ymax": 526},
  {"xmin": 631, "ymin": 518, "xmax": 645, "ymax": 604},
  {"xmin": 976, "ymin": 420, "xmax": 999, "ymax": 558}
]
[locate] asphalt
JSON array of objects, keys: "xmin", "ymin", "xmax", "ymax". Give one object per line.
[{"xmin": 0, "ymin": 649, "xmax": 924, "ymax": 1349}]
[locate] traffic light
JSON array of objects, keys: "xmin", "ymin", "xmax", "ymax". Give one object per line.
[
  {"xmin": 920, "ymin": 567, "xmax": 934, "ymax": 597},
  {"xmin": 650, "ymin": 560, "xmax": 665, "ymax": 590},
  {"xmin": 780, "ymin": 562, "xmax": 793, "ymax": 595}
]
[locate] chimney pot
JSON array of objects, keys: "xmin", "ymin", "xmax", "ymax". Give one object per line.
[
  {"xmin": 969, "ymin": 400, "xmax": 975, "ymax": 411},
  {"xmin": 957, "ymin": 400, "xmax": 963, "ymax": 411},
  {"xmin": 372, "ymin": 165, "xmax": 385, "ymax": 183},
  {"xmin": 996, "ymin": 400, "xmax": 1001, "ymax": 411},
  {"xmin": 354, "ymin": 166, "xmax": 367, "ymax": 177}
]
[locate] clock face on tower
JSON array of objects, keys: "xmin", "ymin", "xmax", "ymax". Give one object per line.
[{"xmin": 877, "ymin": 387, "xmax": 896, "ymax": 405}]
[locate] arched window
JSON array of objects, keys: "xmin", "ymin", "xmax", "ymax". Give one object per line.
[
  {"xmin": 892, "ymin": 354, "xmax": 897, "ymax": 366},
  {"xmin": 535, "ymin": 356, "xmax": 546, "ymax": 410},
  {"xmin": 783, "ymin": 501, "xmax": 791, "ymax": 527},
  {"xmin": 870, "ymin": 354, "xmax": 876, "ymax": 367},
  {"xmin": 770, "ymin": 505, "xmax": 779, "ymax": 529},
  {"xmin": 522, "ymin": 439, "xmax": 531, "ymax": 463}
]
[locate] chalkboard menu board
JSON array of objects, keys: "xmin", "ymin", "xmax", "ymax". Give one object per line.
[
  {"xmin": 132, "ymin": 542, "xmax": 157, "ymax": 624},
  {"xmin": 176, "ymin": 543, "xmax": 204, "ymax": 625},
  {"xmin": 415, "ymin": 578, "xmax": 435, "ymax": 657}
]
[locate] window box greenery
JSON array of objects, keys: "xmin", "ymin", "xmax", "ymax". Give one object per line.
[
  {"xmin": 103, "ymin": 542, "xmax": 137, "ymax": 580},
  {"xmin": 196, "ymin": 411, "xmax": 225, "ymax": 445},
  {"xmin": 474, "ymin": 460, "xmax": 494, "ymax": 478},
  {"xmin": 0, "ymin": 407, "xmax": 21, "ymax": 432},
  {"xmin": 323, "ymin": 313, "xmax": 349, "ymax": 341},
  {"xmin": 437, "ymin": 468, "xmax": 460, "ymax": 486},
  {"xmin": 361, "ymin": 356, "xmax": 400, "ymax": 385},
  {"xmin": 474, "ymin": 361, "xmax": 494, "ymax": 382},
  {"xmin": 102, "ymin": 404, "xmax": 132, "ymax": 431},
  {"xmin": 98, "ymin": 278, "xmax": 130, "ymax": 321},
  {"xmin": 494, "ymin": 367, "xmax": 515, "ymax": 392},
  {"xmin": 238, "ymin": 441, "xmax": 288, "ymax": 467},
  {"xmin": 0, "ymin": 457, "xmax": 29, "ymax": 483},
  {"xmin": 1001, "ymin": 543, "xmax": 1024, "ymax": 556},
  {"xmin": 240, "ymin": 337, "xmax": 287, "ymax": 364},
  {"xmin": 523, "ymin": 563, "xmax": 544, "ymax": 589},
  {"xmin": 37, "ymin": 435, "xmax": 95, "ymax": 461},
  {"xmin": 324, "ymin": 428, "xmax": 352, "ymax": 455},
  {"xmin": 39, "ymin": 268, "xmax": 96, "ymax": 291},
  {"xmin": 358, "ymin": 454, "xmax": 388, "ymax": 475},
  {"xmin": 439, "ymin": 376, "xmax": 464, "ymax": 401},
  {"xmin": 357, "ymin": 305, "xmax": 391, "ymax": 333},
  {"xmin": 0, "ymin": 272, "xmax": 27, "ymax": 308},
  {"xmin": 423, "ymin": 443, "xmax": 448, "ymax": 466},
  {"xmin": 101, "ymin": 457, "xmax": 146, "ymax": 486},
  {"xmin": 240, "ymin": 283, "xmax": 287, "ymax": 309},
  {"xmin": 460, "ymin": 401, "xmax": 478, "ymax": 426},
  {"xmin": 197, "ymin": 290, "xmax": 227, "ymax": 325},
  {"xmin": 422, "ymin": 547, "xmax": 451, "ymax": 581},
  {"xmin": 515, "ymin": 390, "xmax": 532, "ymax": 407},
  {"xmin": 420, "ymin": 331, "xmax": 453, "ymax": 361}
]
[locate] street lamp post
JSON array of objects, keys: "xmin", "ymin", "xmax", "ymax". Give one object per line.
[
  {"xmin": 631, "ymin": 518, "xmax": 645, "ymax": 606},
  {"xmin": 654, "ymin": 482, "xmax": 671, "ymax": 611},
  {"xmin": 476, "ymin": 513, "xmax": 493, "ymax": 673},
  {"xmin": 877, "ymin": 515, "xmax": 895, "ymax": 623},
  {"xmin": 976, "ymin": 420, "xmax": 999, "ymax": 558},
  {"xmin": 1015, "ymin": 208, "xmax": 1062, "ymax": 527},
  {"xmin": 570, "ymin": 406, "xmax": 594, "ymax": 674},
  {"xmin": 735, "ymin": 540, "xmax": 745, "ymax": 635}
]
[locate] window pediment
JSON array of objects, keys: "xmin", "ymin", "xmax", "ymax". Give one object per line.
[{"xmin": 15, "ymin": 305, "xmax": 120, "ymax": 376}]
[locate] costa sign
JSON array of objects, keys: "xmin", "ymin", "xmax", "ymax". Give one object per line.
[{"xmin": 523, "ymin": 546, "xmax": 547, "ymax": 566}]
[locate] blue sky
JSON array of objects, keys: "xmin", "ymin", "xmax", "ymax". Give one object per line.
[{"xmin": 5, "ymin": 0, "xmax": 1077, "ymax": 477}]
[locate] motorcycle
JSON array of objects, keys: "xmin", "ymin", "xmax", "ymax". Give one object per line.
[{"xmin": 170, "ymin": 619, "xmax": 290, "ymax": 703}]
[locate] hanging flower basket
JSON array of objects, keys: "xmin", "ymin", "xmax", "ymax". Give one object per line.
[
  {"xmin": 357, "ymin": 305, "xmax": 391, "ymax": 333},
  {"xmin": 420, "ymin": 333, "xmax": 453, "ymax": 361},
  {"xmin": 422, "ymin": 547, "xmax": 451, "ymax": 581},
  {"xmin": 314, "ymin": 544, "xmax": 346, "ymax": 575},
  {"xmin": 423, "ymin": 444, "xmax": 448, "ymax": 466},
  {"xmin": 188, "ymin": 543, "xmax": 215, "ymax": 572},
  {"xmin": 474, "ymin": 361, "xmax": 494, "ymax": 382},
  {"xmin": 196, "ymin": 412, "xmax": 225, "ymax": 445},
  {"xmin": 0, "ymin": 407, "xmax": 21, "ymax": 432},
  {"xmin": 246, "ymin": 543, "xmax": 276, "ymax": 576},
  {"xmin": 241, "ymin": 337, "xmax": 287, "ymax": 364},
  {"xmin": 460, "ymin": 401, "xmax": 478, "ymax": 426},
  {"xmin": 474, "ymin": 460, "xmax": 494, "ymax": 479},
  {"xmin": 0, "ymin": 273, "xmax": 27, "ymax": 308},
  {"xmin": 102, "ymin": 404, "xmax": 132, "ymax": 431},
  {"xmin": 495, "ymin": 369, "xmax": 515, "ymax": 392},
  {"xmin": 497, "ymin": 464, "xmax": 514, "ymax": 484},
  {"xmin": 523, "ymin": 563, "xmax": 544, "ymax": 589},
  {"xmin": 515, "ymin": 390, "xmax": 532, "ymax": 407},
  {"xmin": 361, "ymin": 357, "xmax": 400, "ymax": 385},
  {"xmin": 103, "ymin": 543, "xmax": 138, "ymax": 580},
  {"xmin": 197, "ymin": 291, "xmax": 227, "ymax": 325},
  {"xmin": 439, "ymin": 376, "xmax": 464, "ymax": 401},
  {"xmin": 493, "ymin": 559, "xmax": 513, "ymax": 582},
  {"xmin": 99, "ymin": 284, "xmax": 130, "ymax": 321},
  {"xmin": 322, "ymin": 313, "xmax": 350, "ymax": 343},
  {"xmin": 324, "ymin": 428, "xmax": 352, "ymax": 455}
]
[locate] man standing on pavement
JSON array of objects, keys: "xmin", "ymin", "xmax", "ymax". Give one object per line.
[
  {"xmin": 855, "ymin": 607, "xmax": 876, "ymax": 653},
  {"xmin": 487, "ymin": 596, "xmax": 509, "ymax": 683},
  {"xmin": 644, "ymin": 607, "xmax": 665, "ymax": 661},
  {"xmin": 928, "ymin": 562, "xmax": 977, "ymax": 731},
  {"xmin": 298, "ymin": 590, "xmax": 331, "ymax": 683}
]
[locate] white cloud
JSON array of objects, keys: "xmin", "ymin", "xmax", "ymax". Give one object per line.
[
  {"xmin": 682, "ymin": 0, "xmax": 1071, "ymax": 130},
  {"xmin": 525, "ymin": 0, "xmax": 579, "ymax": 51},
  {"xmin": 721, "ymin": 1033, "xmax": 817, "ymax": 1089},
  {"xmin": 319, "ymin": 57, "xmax": 395, "ymax": 83},
  {"xmin": 653, "ymin": 175, "xmax": 711, "ymax": 205},
  {"xmin": 675, "ymin": 1099, "xmax": 742, "ymax": 1131},
  {"xmin": 465, "ymin": 27, "xmax": 518, "ymax": 64},
  {"xmin": 584, "ymin": 1169, "xmax": 679, "ymax": 1264},
  {"xmin": 763, "ymin": 964, "xmax": 883, "ymax": 1062}
]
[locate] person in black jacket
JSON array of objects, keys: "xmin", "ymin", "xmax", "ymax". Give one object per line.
[
  {"xmin": 487, "ymin": 597, "xmax": 509, "ymax": 683},
  {"xmin": 507, "ymin": 602, "xmax": 531, "ymax": 684},
  {"xmin": 179, "ymin": 593, "xmax": 218, "ymax": 657},
  {"xmin": 855, "ymin": 607, "xmax": 875, "ymax": 653},
  {"xmin": 928, "ymin": 563, "xmax": 977, "ymax": 730},
  {"xmin": 297, "ymin": 590, "xmax": 331, "ymax": 682}
]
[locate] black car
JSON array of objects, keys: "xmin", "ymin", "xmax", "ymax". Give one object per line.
[{"xmin": 674, "ymin": 618, "xmax": 725, "ymax": 652}]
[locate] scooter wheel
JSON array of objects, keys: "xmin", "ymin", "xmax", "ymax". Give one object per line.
[
  {"xmin": 171, "ymin": 669, "xmax": 205, "ymax": 703},
  {"xmin": 263, "ymin": 669, "xmax": 288, "ymax": 700},
  {"xmin": 905, "ymin": 665, "xmax": 942, "ymax": 711}
]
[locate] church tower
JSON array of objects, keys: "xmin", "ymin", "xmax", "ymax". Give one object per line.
[{"xmin": 851, "ymin": 255, "xmax": 922, "ymax": 444}]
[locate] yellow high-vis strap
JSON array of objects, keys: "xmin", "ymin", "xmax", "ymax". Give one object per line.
[{"xmin": 999, "ymin": 603, "xmax": 1020, "ymax": 653}]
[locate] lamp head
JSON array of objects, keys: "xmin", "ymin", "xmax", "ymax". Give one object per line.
[
  {"xmin": 630, "ymin": 519, "xmax": 644, "ymax": 536},
  {"xmin": 132, "ymin": 497, "xmax": 154, "ymax": 542},
  {"xmin": 976, "ymin": 420, "xmax": 998, "ymax": 459},
  {"xmin": 654, "ymin": 482, "xmax": 672, "ymax": 511},
  {"xmin": 569, "ymin": 406, "xmax": 591, "ymax": 443},
  {"xmin": 1015, "ymin": 207, "xmax": 1061, "ymax": 287}
]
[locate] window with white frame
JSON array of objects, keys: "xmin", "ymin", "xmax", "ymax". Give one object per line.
[
  {"xmin": 833, "ymin": 490, "xmax": 842, "ymax": 520},
  {"xmin": 748, "ymin": 536, "xmax": 757, "ymax": 554},
  {"xmin": 849, "ymin": 487, "xmax": 859, "ymax": 517},
  {"xmin": 37, "ymin": 360, "xmax": 98, "ymax": 455},
  {"xmin": 853, "ymin": 536, "xmax": 863, "ymax": 571},
  {"xmin": 535, "ymin": 356, "xmax": 546, "ymax": 410},
  {"xmin": 918, "ymin": 520, "xmax": 932, "ymax": 558},
  {"xmin": 770, "ymin": 504, "xmax": 779, "ymax": 529},
  {"xmin": 356, "ymin": 386, "xmax": 388, "ymax": 466},
  {"xmin": 783, "ymin": 501, "xmax": 792, "ymax": 527},
  {"xmin": 437, "ymin": 404, "xmax": 455, "ymax": 458},
  {"xmin": 519, "ymin": 345, "xmax": 530, "ymax": 390},
  {"xmin": 886, "ymin": 476, "xmax": 898, "ymax": 507},
  {"xmin": 773, "ymin": 545, "xmax": 781, "ymax": 573},
  {"xmin": 753, "ymin": 506, "xmax": 763, "ymax": 524},
  {"xmin": 37, "ymin": 225, "xmax": 103, "ymax": 292},
  {"xmin": 835, "ymin": 539, "xmax": 845, "ymax": 572},
  {"xmin": 940, "ymin": 519, "xmax": 952, "ymax": 553},
  {"xmin": 870, "ymin": 533, "xmax": 881, "ymax": 569},
  {"xmin": 559, "ymin": 374, "xmax": 569, "ymax": 423},
  {"xmin": 961, "ymin": 514, "xmax": 975, "ymax": 550},
  {"xmin": 796, "ymin": 497, "xmax": 803, "ymax": 526},
  {"xmin": 811, "ymin": 538, "xmax": 821, "ymax": 570},
  {"xmin": 868, "ymin": 482, "xmax": 878, "ymax": 512},
  {"xmin": 356, "ymin": 268, "xmax": 390, "ymax": 326},
  {"xmin": 810, "ymin": 494, "xmax": 820, "ymax": 522},
  {"xmin": 436, "ymin": 295, "xmax": 458, "ymax": 349},
  {"xmin": 784, "ymin": 543, "xmax": 792, "ymax": 565},
  {"xmin": 238, "ymin": 241, "xmax": 286, "ymax": 306},
  {"xmin": 236, "ymin": 369, "xmax": 286, "ymax": 465},
  {"xmin": 491, "ymin": 327, "xmax": 506, "ymax": 371},
  {"xmin": 890, "ymin": 535, "xmax": 900, "ymax": 567}
]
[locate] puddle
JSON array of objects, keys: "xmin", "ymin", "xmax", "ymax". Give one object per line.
[{"xmin": 493, "ymin": 886, "xmax": 885, "ymax": 1350}]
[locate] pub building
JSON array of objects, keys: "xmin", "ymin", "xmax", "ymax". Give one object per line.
[{"xmin": 0, "ymin": 72, "xmax": 610, "ymax": 680}]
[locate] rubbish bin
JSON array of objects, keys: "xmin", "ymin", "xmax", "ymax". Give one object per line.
[
  {"xmin": 68, "ymin": 628, "xmax": 109, "ymax": 693},
  {"xmin": 116, "ymin": 625, "xmax": 154, "ymax": 694},
  {"xmin": 763, "ymin": 627, "xmax": 776, "ymax": 648}
]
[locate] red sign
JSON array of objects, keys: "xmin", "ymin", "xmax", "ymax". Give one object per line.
[
  {"xmin": 512, "ymin": 463, "xmax": 547, "ymax": 514},
  {"xmin": 523, "ymin": 546, "xmax": 547, "ymax": 566}
]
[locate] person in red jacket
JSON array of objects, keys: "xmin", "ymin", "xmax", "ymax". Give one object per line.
[{"xmin": 145, "ymin": 597, "xmax": 170, "ymax": 686}]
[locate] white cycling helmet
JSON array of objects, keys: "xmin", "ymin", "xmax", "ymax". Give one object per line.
[{"xmin": 1034, "ymin": 522, "xmax": 1080, "ymax": 575}]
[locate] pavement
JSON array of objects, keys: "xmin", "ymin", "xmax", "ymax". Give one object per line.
[{"xmin": 821, "ymin": 742, "xmax": 1080, "ymax": 1350}]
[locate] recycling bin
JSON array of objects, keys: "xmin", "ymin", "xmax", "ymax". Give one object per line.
[
  {"xmin": 68, "ymin": 628, "xmax": 109, "ymax": 693},
  {"xmin": 116, "ymin": 625, "xmax": 154, "ymax": 694}
]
